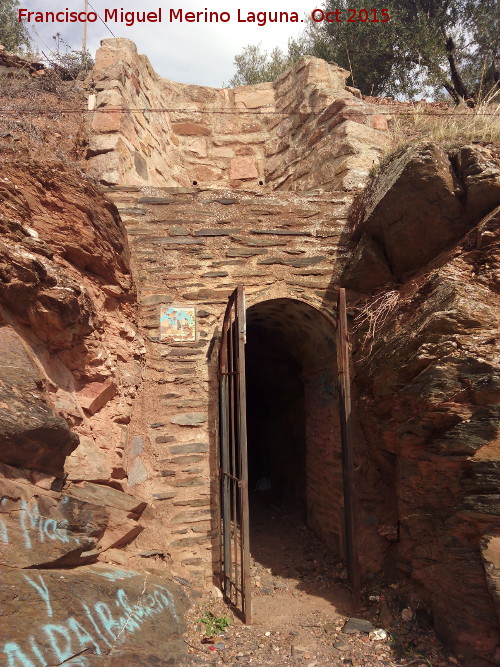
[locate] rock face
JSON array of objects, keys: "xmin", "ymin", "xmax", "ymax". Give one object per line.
[
  {"xmin": 0, "ymin": 156, "xmax": 143, "ymax": 481},
  {"xmin": 346, "ymin": 143, "xmax": 467, "ymax": 283},
  {"xmin": 0, "ymin": 565, "xmax": 188, "ymax": 665},
  {"xmin": 87, "ymin": 38, "xmax": 388, "ymax": 190},
  {"xmin": 0, "ymin": 462, "xmax": 147, "ymax": 568},
  {"xmin": 0, "ymin": 151, "xmax": 191, "ymax": 662},
  {"xmin": 0, "ymin": 322, "xmax": 78, "ymax": 474},
  {"xmin": 341, "ymin": 143, "xmax": 500, "ymax": 665},
  {"xmin": 344, "ymin": 143, "xmax": 500, "ymax": 290}
]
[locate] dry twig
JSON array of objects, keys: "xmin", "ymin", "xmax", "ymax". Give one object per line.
[{"xmin": 353, "ymin": 289, "xmax": 400, "ymax": 358}]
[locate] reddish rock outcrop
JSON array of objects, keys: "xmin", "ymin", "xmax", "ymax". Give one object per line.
[
  {"xmin": 0, "ymin": 320, "xmax": 78, "ymax": 474},
  {"xmin": 0, "ymin": 148, "xmax": 190, "ymax": 662},
  {"xmin": 342, "ymin": 143, "xmax": 500, "ymax": 665},
  {"xmin": 0, "ymin": 155, "xmax": 143, "ymax": 482},
  {"xmin": 0, "ymin": 461, "xmax": 147, "ymax": 568}
]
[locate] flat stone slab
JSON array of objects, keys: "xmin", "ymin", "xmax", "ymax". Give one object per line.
[
  {"xmin": 170, "ymin": 413, "xmax": 207, "ymax": 426},
  {"xmin": 342, "ymin": 618, "xmax": 375, "ymax": 634},
  {"xmin": 258, "ymin": 255, "xmax": 327, "ymax": 267},
  {"xmin": 169, "ymin": 443, "xmax": 208, "ymax": 455},
  {"xmin": 227, "ymin": 248, "xmax": 268, "ymax": 257},
  {"xmin": 193, "ymin": 228, "xmax": 238, "ymax": 236},
  {"xmin": 207, "ymin": 198, "xmax": 238, "ymax": 205},
  {"xmin": 250, "ymin": 228, "xmax": 313, "ymax": 236},
  {"xmin": 137, "ymin": 197, "xmax": 190, "ymax": 205},
  {"xmin": 65, "ymin": 482, "xmax": 146, "ymax": 515}
]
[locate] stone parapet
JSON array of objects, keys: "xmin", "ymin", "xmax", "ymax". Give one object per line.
[{"xmin": 88, "ymin": 39, "xmax": 388, "ymax": 191}]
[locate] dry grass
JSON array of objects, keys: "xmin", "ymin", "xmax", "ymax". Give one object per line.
[
  {"xmin": 389, "ymin": 101, "xmax": 500, "ymax": 150},
  {"xmin": 0, "ymin": 72, "xmax": 86, "ymax": 160},
  {"xmin": 368, "ymin": 99, "xmax": 500, "ymax": 178}
]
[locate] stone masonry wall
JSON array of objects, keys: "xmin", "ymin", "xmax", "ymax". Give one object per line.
[
  {"xmin": 104, "ymin": 185, "xmax": 354, "ymax": 586},
  {"xmin": 87, "ymin": 39, "xmax": 388, "ymax": 191},
  {"xmin": 265, "ymin": 57, "xmax": 389, "ymax": 191}
]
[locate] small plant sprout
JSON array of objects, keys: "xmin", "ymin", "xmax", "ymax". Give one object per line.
[{"xmin": 195, "ymin": 611, "xmax": 232, "ymax": 637}]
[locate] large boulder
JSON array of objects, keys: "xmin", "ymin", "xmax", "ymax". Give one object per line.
[
  {"xmin": 0, "ymin": 463, "xmax": 147, "ymax": 568},
  {"xmin": 343, "ymin": 142, "xmax": 500, "ymax": 292},
  {"xmin": 454, "ymin": 144, "xmax": 500, "ymax": 223},
  {"xmin": 0, "ymin": 565, "xmax": 189, "ymax": 665}
]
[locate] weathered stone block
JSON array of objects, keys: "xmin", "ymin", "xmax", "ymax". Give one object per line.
[
  {"xmin": 92, "ymin": 109, "xmax": 123, "ymax": 133},
  {"xmin": 250, "ymin": 228, "xmax": 313, "ymax": 236},
  {"xmin": 169, "ymin": 443, "xmax": 208, "ymax": 455},
  {"xmin": 65, "ymin": 435, "xmax": 113, "ymax": 482},
  {"xmin": 234, "ymin": 85, "xmax": 274, "ymax": 109},
  {"xmin": 127, "ymin": 458, "xmax": 148, "ymax": 486},
  {"xmin": 155, "ymin": 435, "xmax": 176, "ymax": 444},
  {"xmin": 130, "ymin": 436, "xmax": 144, "ymax": 456},
  {"xmin": 258, "ymin": 255, "xmax": 327, "ymax": 267},
  {"xmin": 193, "ymin": 228, "xmax": 238, "ymax": 236},
  {"xmin": 170, "ymin": 413, "xmax": 207, "ymax": 426},
  {"xmin": 174, "ymin": 478, "xmax": 204, "ymax": 487},
  {"xmin": 152, "ymin": 492, "xmax": 177, "ymax": 500},
  {"xmin": 227, "ymin": 248, "xmax": 268, "ymax": 257},
  {"xmin": 172, "ymin": 122, "xmax": 211, "ymax": 136},
  {"xmin": 230, "ymin": 156, "xmax": 258, "ymax": 180},
  {"xmin": 65, "ymin": 482, "xmax": 146, "ymax": 515},
  {"xmin": 370, "ymin": 114, "xmax": 389, "ymax": 131}
]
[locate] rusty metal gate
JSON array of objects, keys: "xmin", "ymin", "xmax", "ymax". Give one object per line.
[
  {"xmin": 218, "ymin": 286, "xmax": 252, "ymax": 623},
  {"xmin": 337, "ymin": 287, "xmax": 361, "ymax": 605},
  {"xmin": 218, "ymin": 287, "xmax": 359, "ymax": 620}
]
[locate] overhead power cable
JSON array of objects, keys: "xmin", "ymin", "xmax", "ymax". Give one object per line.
[
  {"xmin": 0, "ymin": 107, "xmax": 498, "ymax": 117},
  {"xmin": 87, "ymin": 1, "xmax": 117, "ymax": 38}
]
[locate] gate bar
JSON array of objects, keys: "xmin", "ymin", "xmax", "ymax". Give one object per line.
[
  {"xmin": 237, "ymin": 287, "xmax": 251, "ymax": 624},
  {"xmin": 218, "ymin": 286, "xmax": 251, "ymax": 624}
]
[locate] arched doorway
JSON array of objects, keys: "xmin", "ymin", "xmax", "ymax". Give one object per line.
[
  {"xmin": 245, "ymin": 298, "xmax": 344, "ymax": 555},
  {"xmin": 218, "ymin": 289, "xmax": 356, "ymax": 622}
]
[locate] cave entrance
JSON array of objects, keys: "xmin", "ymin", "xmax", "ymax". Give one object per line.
[{"xmin": 219, "ymin": 288, "xmax": 356, "ymax": 623}]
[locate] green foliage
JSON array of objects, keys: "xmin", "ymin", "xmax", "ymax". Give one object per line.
[
  {"xmin": 195, "ymin": 611, "xmax": 232, "ymax": 636},
  {"xmin": 228, "ymin": 1, "xmax": 500, "ymax": 104},
  {"xmin": 0, "ymin": 0, "xmax": 31, "ymax": 52},
  {"xmin": 228, "ymin": 42, "xmax": 306, "ymax": 87}
]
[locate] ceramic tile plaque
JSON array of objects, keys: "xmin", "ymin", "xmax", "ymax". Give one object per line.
[{"xmin": 160, "ymin": 306, "xmax": 196, "ymax": 342}]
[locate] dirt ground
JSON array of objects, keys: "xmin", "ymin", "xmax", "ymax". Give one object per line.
[{"xmin": 180, "ymin": 501, "xmax": 457, "ymax": 667}]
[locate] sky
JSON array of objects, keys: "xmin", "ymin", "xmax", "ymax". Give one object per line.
[{"xmin": 20, "ymin": 1, "xmax": 315, "ymax": 86}]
